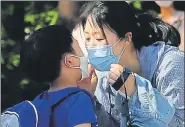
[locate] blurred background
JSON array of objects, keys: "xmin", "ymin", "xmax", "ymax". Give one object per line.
[{"xmin": 1, "ymin": 1, "xmax": 185, "ymax": 111}]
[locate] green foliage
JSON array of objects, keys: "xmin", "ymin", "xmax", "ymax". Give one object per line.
[
  {"xmin": 1, "ymin": 1, "xmax": 58, "ymax": 110},
  {"xmin": 6, "ymin": 64, "xmax": 14, "ymax": 70},
  {"xmin": 10, "ymin": 54, "xmax": 20, "ymax": 67},
  {"xmin": 130, "ymin": 0, "xmax": 142, "ymax": 10},
  {"xmin": 20, "ymin": 79, "xmax": 30, "ymax": 89},
  {"xmin": 25, "ymin": 13, "xmax": 35, "ymax": 24},
  {"xmin": 25, "ymin": 9, "xmax": 58, "ymax": 32},
  {"xmin": 2, "ymin": 2, "xmax": 58, "ymax": 70},
  {"xmin": 1, "ymin": 57, "xmax": 5, "ymax": 64},
  {"xmin": 133, "ymin": 1, "xmax": 142, "ymax": 10}
]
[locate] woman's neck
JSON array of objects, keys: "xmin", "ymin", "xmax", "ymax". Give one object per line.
[{"xmin": 119, "ymin": 47, "xmax": 142, "ymax": 75}]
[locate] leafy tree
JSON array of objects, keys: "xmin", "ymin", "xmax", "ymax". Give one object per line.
[{"xmin": 1, "ymin": 1, "xmax": 58, "ymax": 110}]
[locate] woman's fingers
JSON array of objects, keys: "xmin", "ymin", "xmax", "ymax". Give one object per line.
[
  {"xmin": 88, "ymin": 64, "xmax": 96, "ymax": 78},
  {"xmin": 110, "ymin": 67, "xmax": 121, "ymax": 77},
  {"xmin": 111, "ymin": 64, "xmax": 124, "ymax": 73},
  {"xmin": 107, "ymin": 64, "xmax": 124, "ymax": 85}
]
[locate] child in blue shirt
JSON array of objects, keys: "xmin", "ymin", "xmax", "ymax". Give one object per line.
[{"xmin": 20, "ymin": 25, "xmax": 98, "ymax": 127}]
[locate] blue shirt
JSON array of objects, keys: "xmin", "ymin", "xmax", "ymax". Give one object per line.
[
  {"xmin": 94, "ymin": 41, "xmax": 184, "ymax": 127},
  {"xmin": 39, "ymin": 87, "xmax": 97, "ymax": 127}
]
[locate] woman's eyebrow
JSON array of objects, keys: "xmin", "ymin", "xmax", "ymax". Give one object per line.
[{"xmin": 84, "ymin": 31, "xmax": 102, "ymax": 35}]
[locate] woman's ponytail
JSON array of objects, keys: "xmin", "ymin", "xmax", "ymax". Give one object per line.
[{"xmin": 133, "ymin": 13, "xmax": 180, "ymax": 49}]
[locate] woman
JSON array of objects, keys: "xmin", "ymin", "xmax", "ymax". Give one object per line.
[{"xmin": 78, "ymin": 1, "xmax": 184, "ymax": 127}]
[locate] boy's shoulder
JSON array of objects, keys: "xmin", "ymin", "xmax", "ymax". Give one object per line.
[
  {"xmin": 42, "ymin": 87, "xmax": 93, "ymax": 104},
  {"xmin": 49, "ymin": 87, "xmax": 97, "ymax": 127},
  {"xmin": 67, "ymin": 90, "xmax": 94, "ymax": 108},
  {"xmin": 1, "ymin": 87, "xmax": 96, "ymax": 127}
]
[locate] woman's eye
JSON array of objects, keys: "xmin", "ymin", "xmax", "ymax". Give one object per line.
[
  {"xmin": 85, "ymin": 38, "xmax": 90, "ymax": 42},
  {"xmin": 96, "ymin": 38, "xmax": 105, "ymax": 41}
]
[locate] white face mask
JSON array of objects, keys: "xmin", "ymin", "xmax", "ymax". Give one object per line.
[
  {"xmin": 78, "ymin": 56, "xmax": 89, "ymax": 79},
  {"xmin": 65, "ymin": 55, "xmax": 89, "ymax": 80},
  {"xmin": 155, "ymin": 1, "xmax": 173, "ymax": 7}
]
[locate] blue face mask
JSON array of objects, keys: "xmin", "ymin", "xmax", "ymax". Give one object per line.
[{"xmin": 86, "ymin": 38, "xmax": 126, "ymax": 71}]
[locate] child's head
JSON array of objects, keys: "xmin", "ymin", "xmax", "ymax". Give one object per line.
[{"xmin": 20, "ymin": 25, "xmax": 88, "ymax": 84}]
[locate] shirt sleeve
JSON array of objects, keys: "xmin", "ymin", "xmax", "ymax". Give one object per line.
[
  {"xmin": 68, "ymin": 92, "xmax": 97, "ymax": 127},
  {"xmin": 179, "ymin": 17, "xmax": 184, "ymax": 50},
  {"xmin": 116, "ymin": 50, "xmax": 184, "ymax": 127},
  {"xmin": 126, "ymin": 73, "xmax": 175, "ymax": 127},
  {"xmin": 155, "ymin": 50, "xmax": 184, "ymax": 127}
]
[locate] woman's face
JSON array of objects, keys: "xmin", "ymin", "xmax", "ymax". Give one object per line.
[{"xmin": 84, "ymin": 16, "xmax": 126, "ymax": 56}]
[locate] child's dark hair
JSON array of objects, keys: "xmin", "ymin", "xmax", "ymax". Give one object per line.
[{"xmin": 20, "ymin": 25, "xmax": 73, "ymax": 83}]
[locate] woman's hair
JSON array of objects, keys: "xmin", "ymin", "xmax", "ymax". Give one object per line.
[{"xmin": 79, "ymin": 1, "xmax": 180, "ymax": 50}]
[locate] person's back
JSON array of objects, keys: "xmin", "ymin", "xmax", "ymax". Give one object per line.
[
  {"xmin": 32, "ymin": 87, "xmax": 96, "ymax": 127},
  {"xmin": 2, "ymin": 25, "xmax": 97, "ymax": 127}
]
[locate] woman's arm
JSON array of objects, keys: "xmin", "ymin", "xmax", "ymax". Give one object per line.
[
  {"xmin": 126, "ymin": 73, "xmax": 176, "ymax": 127},
  {"xmin": 154, "ymin": 51, "xmax": 184, "ymax": 127},
  {"xmin": 108, "ymin": 51, "xmax": 184, "ymax": 127}
]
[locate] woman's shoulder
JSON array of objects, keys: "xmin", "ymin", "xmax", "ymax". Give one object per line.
[
  {"xmin": 138, "ymin": 42, "xmax": 183, "ymax": 80},
  {"xmin": 155, "ymin": 45, "xmax": 184, "ymax": 80},
  {"xmin": 140, "ymin": 41, "xmax": 184, "ymax": 63},
  {"xmin": 160, "ymin": 46, "xmax": 184, "ymax": 65}
]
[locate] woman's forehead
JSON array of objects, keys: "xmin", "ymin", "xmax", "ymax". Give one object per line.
[
  {"xmin": 84, "ymin": 16, "xmax": 102, "ymax": 33},
  {"xmin": 84, "ymin": 15, "xmax": 117, "ymax": 37}
]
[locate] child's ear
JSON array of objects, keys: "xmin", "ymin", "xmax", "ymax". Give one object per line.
[
  {"xmin": 64, "ymin": 54, "xmax": 80, "ymax": 68},
  {"xmin": 125, "ymin": 32, "xmax": 132, "ymax": 43}
]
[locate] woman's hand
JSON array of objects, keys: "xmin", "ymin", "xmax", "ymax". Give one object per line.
[
  {"xmin": 77, "ymin": 64, "xmax": 98, "ymax": 95},
  {"xmin": 108, "ymin": 64, "xmax": 136, "ymax": 97},
  {"xmin": 108, "ymin": 64, "xmax": 124, "ymax": 84}
]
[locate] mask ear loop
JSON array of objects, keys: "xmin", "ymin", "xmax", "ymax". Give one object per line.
[
  {"xmin": 66, "ymin": 54, "xmax": 81, "ymax": 88},
  {"xmin": 112, "ymin": 37, "xmax": 130, "ymax": 62},
  {"xmin": 111, "ymin": 37, "xmax": 123, "ymax": 58},
  {"xmin": 112, "ymin": 37, "xmax": 123, "ymax": 47},
  {"xmin": 119, "ymin": 41, "xmax": 130, "ymax": 57},
  {"xmin": 64, "ymin": 54, "xmax": 81, "ymax": 69}
]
